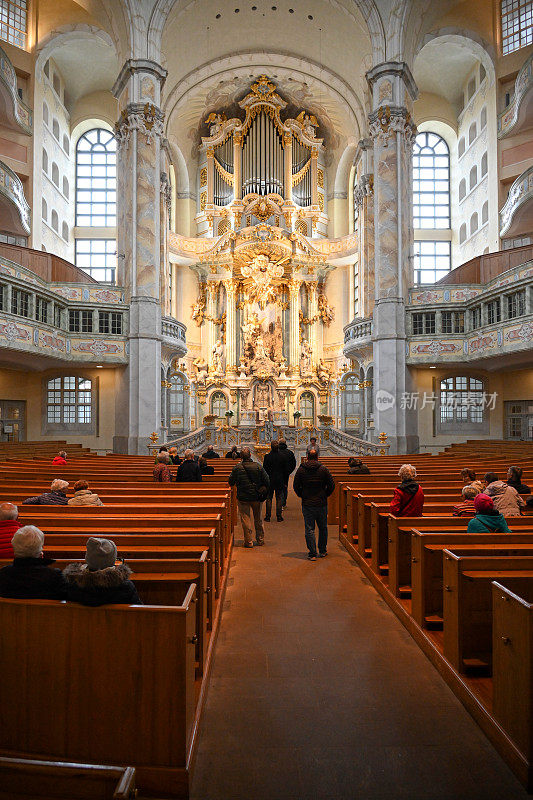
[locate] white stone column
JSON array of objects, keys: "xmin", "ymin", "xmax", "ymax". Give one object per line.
[
  {"xmin": 367, "ymin": 62, "xmax": 418, "ymax": 454},
  {"xmin": 112, "ymin": 59, "xmax": 167, "ymax": 454},
  {"xmin": 224, "ymin": 280, "xmax": 237, "ymax": 374},
  {"xmin": 288, "ymin": 279, "xmax": 301, "ymax": 373},
  {"xmin": 284, "ymin": 133, "xmax": 293, "ymax": 202},
  {"xmin": 233, "ymin": 133, "xmax": 242, "ymax": 202}
]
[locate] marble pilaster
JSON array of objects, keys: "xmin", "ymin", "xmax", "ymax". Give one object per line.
[
  {"xmin": 288, "ymin": 279, "xmax": 301, "ymax": 372},
  {"xmin": 224, "ymin": 280, "xmax": 237, "ymax": 373}
]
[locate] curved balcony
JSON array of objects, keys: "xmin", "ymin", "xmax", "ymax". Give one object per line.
[
  {"xmin": 500, "ymin": 166, "xmax": 533, "ymax": 239},
  {"xmin": 0, "ymin": 160, "xmax": 30, "ymax": 235},
  {"xmin": 498, "ymin": 52, "xmax": 533, "ymax": 139},
  {"xmin": 161, "ymin": 315, "xmax": 187, "ymax": 356},
  {"xmin": 343, "ymin": 316, "xmax": 372, "ymax": 359},
  {"xmin": 0, "ymin": 46, "xmax": 32, "ymax": 135}
]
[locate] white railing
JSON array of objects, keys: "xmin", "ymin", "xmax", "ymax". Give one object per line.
[
  {"xmin": 498, "ymin": 51, "xmax": 533, "ymax": 138},
  {"xmin": 0, "ymin": 160, "xmax": 30, "ymax": 234},
  {"xmin": 344, "ymin": 317, "xmax": 372, "ymax": 344},
  {"xmin": 0, "ymin": 45, "xmax": 32, "ymax": 134},
  {"xmin": 500, "ymin": 166, "xmax": 533, "ymax": 238},
  {"xmin": 161, "ymin": 316, "xmax": 187, "ymax": 352}
]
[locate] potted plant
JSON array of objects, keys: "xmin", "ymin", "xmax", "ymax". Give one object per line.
[
  {"xmin": 225, "ymin": 409, "xmax": 234, "ymax": 427},
  {"xmin": 293, "ymin": 410, "xmax": 301, "ymax": 427}
]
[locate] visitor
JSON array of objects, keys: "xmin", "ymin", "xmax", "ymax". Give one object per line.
[
  {"xmin": 467, "ymin": 494, "xmax": 511, "ymax": 533},
  {"xmin": 23, "ymin": 479, "xmax": 69, "ymax": 505},
  {"xmin": 0, "ymin": 526, "xmax": 67, "ymax": 599},
  {"xmin": 228, "ymin": 446, "xmax": 270, "ymax": 548},
  {"xmin": 0, "ymin": 502, "xmax": 21, "ymax": 558},
  {"xmin": 262, "ymin": 440, "xmax": 286, "ymax": 522},
  {"xmin": 176, "ymin": 449, "xmax": 202, "ymax": 482},
  {"xmin": 452, "ymin": 485, "xmax": 480, "ymax": 517},
  {"xmin": 168, "ymin": 447, "xmax": 182, "ymax": 466},
  {"xmin": 278, "ymin": 439, "xmax": 296, "ymax": 508},
  {"xmin": 52, "ymin": 450, "xmax": 67, "ymax": 465},
  {"xmin": 226, "ymin": 445, "xmax": 241, "ymax": 459},
  {"xmin": 484, "ymin": 472, "xmax": 525, "ymax": 517},
  {"xmin": 68, "ymin": 480, "xmax": 104, "ymax": 506},
  {"xmin": 460, "ymin": 468, "xmax": 484, "ymax": 493},
  {"xmin": 293, "ymin": 448, "xmax": 334, "ymax": 561},
  {"xmin": 507, "ymin": 466, "xmax": 531, "ymax": 495},
  {"xmin": 63, "ymin": 537, "xmax": 141, "ymax": 606},
  {"xmin": 347, "ymin": 458, "xmax": 370, "ymax": 475},
  {"xmin": 306, "ymin": 436, "xmax": 320, "ymax": 457},
  {"xmin": 153, "ymin": 452, "xmax": 172, "ymax": 482},
  {"xmin": 203, "ymin": 445, "xmax": 220, "ymax": 459},
  {"xmin": 199, "ymin": 456, "xmax": 215, "ymax": 475},
  {"xmin": 389, "ymin": 464, "xmax": 424, "ymax": 517}
]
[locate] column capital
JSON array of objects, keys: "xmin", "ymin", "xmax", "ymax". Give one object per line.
[
  {"xmin": 365, "ymin": 61, "xmax": 418, "ymax": 108},
  {"xmin": 115, "ymin": 102, "xmax": 165, "ymax": 147},
  {"xmin": 288, "ymin": 279, "xmax": 301, "ymax": 297},
  {"xmin": 368, "ymin": 105, "xmax": 417, "ymax": 147},
  {"xmin": 113, "ymin": 59, "xmax": 168, "ymax": 101}
]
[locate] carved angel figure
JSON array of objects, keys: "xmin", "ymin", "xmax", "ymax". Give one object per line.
[
  {"xmin": 191, "ymin": 294, "xmax": 206, "ymax": 326},
  {"xmin": 317, "ymin": 359, "xmax": 332, "ymax": 386},
  {"xmin": 205, "ymin": 112, "xmax": 227, "ymax": 136},
  {"xmin": 318, "ymin": 293, "xmax": 335, "ymax": 325},
  {"xmin": 300, "ymin": 339, "xmax": 313, "ymax": 376},
  {"xmin": 296, "ymin": 111, "xmax": 318, "ymax": 138},
  {"xmin": 193, "ymin": 357, "xmax": 209, "ymax": 383},
  {"xmin": 212, "ymin": 338, "xmax": 225, "ymax": 376}
]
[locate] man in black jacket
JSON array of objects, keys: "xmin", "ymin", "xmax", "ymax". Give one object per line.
[
  {"xmin": 203, "ymin": 445, "xmax": 220, "ymax": 459},
  {"xmin": 176, "ymin": 449, "xmax": 202, "ymax": 482},
  {"xmin": 228, "ymin": 447, "xmax": 270, "ymax": 547},
  {"xmin": 263, "ymin": 440, "xmax": 287, "ymax": 522},
  {"xmin": 278, "ymin": 439, "xmax": 296, "ymax": 509},
  {"xmin": 293, "ymin": 449, "xmax": 335, "ymax": 561},
  {"xmin": 0, "ymin": 525, "xmax": 67, "ymax": 599}
]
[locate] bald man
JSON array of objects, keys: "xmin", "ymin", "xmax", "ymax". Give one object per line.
[{"xmin": 0, "ymin": 502, "xmax": 21, "ymax": 558}]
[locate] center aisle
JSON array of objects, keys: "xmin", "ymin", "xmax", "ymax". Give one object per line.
[{"xmin": 190, "ymin": 482, "xmax": 529, "ymax": 800}]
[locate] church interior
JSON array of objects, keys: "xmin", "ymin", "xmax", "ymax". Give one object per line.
[{"xmin": 1, "ymin": 1, "xmax": 533, "ymax": 798}]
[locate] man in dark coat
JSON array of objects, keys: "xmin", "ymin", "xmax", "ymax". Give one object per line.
[
  {"xmin": 23, "ymin": 479, "xmax": 69, "ymax": 505},
  {"xmin": 63, "ymin": 537, "xmax": 141, "ymax": 606},
  {"xmin": 347, "ymin": 458, "xmax": 370, "ymax": 475},
  {"xmin": 203, "ymin": 445, "xmax": 220, "ymax": 459},
  {"xmin": 176, "ymin": 449, "xmax": 202, "ymax": 482},
  {"xmin": 225, "ymin": 446, "xmax": 241, "ymax": 459},
  {"xmin": 263, "ymin": 440, "xmax": 287, "ymax": 522},
  {"xmin": 278, "ymin": 439, "xmax": 296, "ymax": 509},
  {"xmin": 293, "ymin": 449, "xmax": 335, "ymax": 561},
  {"xmin": 0, "ymin": 525, "xmax": 67, "ymax": 599},
  {"xmin": 229, "ymin": 447, "xmax": 270, "ymax": 547}
]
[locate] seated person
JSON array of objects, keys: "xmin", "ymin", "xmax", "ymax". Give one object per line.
[
  {"xmin": 507, "ymin": 466, "xmax": 531, "ymax": 495},
  {"xmin": 225, "ymin": 446, "xmax": 241, "ymax": 460},
  {"xmin": 153, "ymin": 452, "xmax": 172, "ymax": 482},
  {"xmin": 0, "ymin": 525, "xmax": 67, "ymax": 599},
  {"xmin": 0, "ymin": 502, "xmax": 21, "ymax": 558},
  {"xmin": 347, "ymin": 458, "xmax": 370, "ymax": 475},
  {"xmin": 23, "ymin": 479, "xmax": 69, "ymax": 506},
  {"xmin": 389, "ymin": 464, "xmax": 424, "ymax": 517},
  {"xmin": 484, "ymin": 472, "xmax": 525, "ymax": 517},
  {"xmin": 467, "ymin": 494, "xmax": 511, "ymax": 533},
  {"xmin": 203, "ymin": 445, "xmax": 220, "ymax": 459},
  {"xmin": 63, "ymin": 537, "xmax": 141, "ymax": 607},
  {"xmin": 452, "ymin": 485, "xmax": 480, "ymax": 517},
  {"xmin": 52, "ymin": 450, "xmax": 67, "ymax": 465},
  {"xmin": 154, "ymin": 445, "xmax": 168, "ymax": 464},
  {"xmin": 176, "ymin": 449, "xmax": 202, "ymax": 482},
  {"xmin": 199, "ymin": 456, "xmax": 215, "ymax": 475},
  {"xmin": 460, "ymin": 468, "xmax": 484, "ymax": 493},
  {"xmin": 168, "ymin": 447, "xmax": 182, "ymax": 465},
  {"xmin": 67, "ymin": 480, "xmax": 104, "ymax": 506}
]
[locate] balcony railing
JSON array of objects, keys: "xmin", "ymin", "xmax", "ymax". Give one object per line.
[
  {"xmin": 500, "ymin": 166, "xmax": 533, "ymax": 238},
  {"xmin": 498, "ymin": 51, "xmax": 533, "ymax": 139},
  {"xmin": 0, "ymin": 160, "xmax": 30, "ymax": 235},
  {"xmin": 344, "ymin": 317, "xmax": 372, "ymax": 344},
  {"xmin": 0, "ymin": 45, "xmax": 32, "ymax": 134},
  {"xmin": 161, "ymin": 315, "xmax": 187, "ymax": 354}
]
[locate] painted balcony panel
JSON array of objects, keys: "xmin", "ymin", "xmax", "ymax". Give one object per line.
[
  {"xmin": 0, "ymin": 46, "xmax": 32, "ymax": 135},
  {"xmin": 498, "ymin": 53, "xmax": 533, "ymax": 139},
  {"xmin": 0, "ymin": 160, "xmax": 30, "ymax": 235},
  {"xmin": 500, "ymin": 166, "xmax": 533, "ymax": 239}
]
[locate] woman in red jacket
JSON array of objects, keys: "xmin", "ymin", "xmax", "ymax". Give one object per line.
[
  {"xmin": 0, "ymin": 502, "xmax": 21, "ymax": 558},
  {"xmin": 389, "ymin": 464, "xmax": 424, "ymax": 517}
]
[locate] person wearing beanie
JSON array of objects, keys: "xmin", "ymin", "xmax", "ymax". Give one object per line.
[
  {"xmin": 63, "ymin": 537, "xmax": 142, "ymax": 607},
  {"xmin": 467, "ymin": 494, "xmax": 512, "ymax": 533},
  {"xmin": 0, "ymin": 525, "xmax": 67, "ymax": 599}
]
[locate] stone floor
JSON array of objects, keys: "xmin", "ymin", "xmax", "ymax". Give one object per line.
[{"xmin": 190, "ymin": 484, "xmax": 530, "ymax": 800}]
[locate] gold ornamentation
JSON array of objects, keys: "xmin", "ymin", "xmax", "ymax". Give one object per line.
[
  {"xmin": 200, "ymin": 192, "xmax": 207, "ymax": 211},
  {"xmin": 200, "ymin": 167, "xmax": 207, "ymax": 187},
  {"xmin": 317, "ymin": 193, "xmax": 324, "ymax": 212},
  {"xmin": 214, "ymin": 158, "xmax": 234, "ymax": 186},
  {"xmin": 218, "ymin": 219, "xmax": 231, "ymax": 236},
  {"xmin": 292, "ymin": 160, "xmax": 311, "ymax": 187},
  {"xmin": 149, "ymin": 431, "xmax": 159, "ymax": 443},
  {"xmin": 317, "ymin": 169, "xmax": 324, "ymax": 189}
]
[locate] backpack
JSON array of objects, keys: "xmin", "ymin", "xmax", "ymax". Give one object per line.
[{"xmin": 241, "ymin": 461, "xmax": 268, "ymax": 502}]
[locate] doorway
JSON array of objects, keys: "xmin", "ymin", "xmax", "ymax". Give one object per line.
[{"xmin": 0, "ymin": 400, "xmax": 26, "ymax": 441}]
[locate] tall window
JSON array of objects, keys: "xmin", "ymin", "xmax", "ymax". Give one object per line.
[
  {"xmin": 343, "ymin": 376, "xmax": 360, "ymax": 431},
  {"xmin": 353, "ymin": 264, "xmax": 359, "ymax": 317},
  {"xmin": 211, "ymin": 391, "xmax": 227, "ymax": 419},
  {"xmin": 0, "ymin": 0, "xmax": 27, "ymax": 49},
  {"xmin": 413, "ymin": 241, "xmax": 452, "ymax": 284},
  {"xmin": 413, "ymin": 132, "xmax": 450, "ymax": 229},
  {"xmin": 501, "ymin": 0, "xmax": 533, "ymax": 54},
  {"xmin": 439, "ymin": 376, "xmax": 485, "ymax": 426},
  {"xmin": 299, "ymin": 391, "xmax": 315, "ymax": 422},
  {"xmin": 46, "ymin": 376, "xmax": 92, "ymax": 425},
  {"xmin": 75, "ymin": 240, "xmax": 116, "ymax": 283}
]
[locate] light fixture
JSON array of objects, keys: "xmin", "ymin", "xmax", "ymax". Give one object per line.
[
  {"xmin": 429, "ymin": 366, "xmax": 436, "ymax": 369},
  {"xmin": 96, "ymin": 365, "xmax": 103, "ymax": 369}
]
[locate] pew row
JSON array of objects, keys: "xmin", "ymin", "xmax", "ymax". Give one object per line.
[{"xmin": 0, "ymin": 756, "xmax": 136, "ymax": 799}]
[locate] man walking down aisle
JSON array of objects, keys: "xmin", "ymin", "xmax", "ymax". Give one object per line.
[
  {"xmin": 293, "ymin": 449, "xmax": 335, "ymax": 561},
  {"xmin": 263, "ymin": 440, "xmax": 287, "ymax": 522},
  {"xmin": 229, "ymin": 447, "xmax": 270, "ymax": 548}
]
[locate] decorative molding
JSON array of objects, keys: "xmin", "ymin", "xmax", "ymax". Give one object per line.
[
  {"xmin": 114, "ymin": 102, "xmax": 164, "ymax": 147},
  {"xmin": 368, "ymin": 105, "xmax": 417, "ymax": 146}
]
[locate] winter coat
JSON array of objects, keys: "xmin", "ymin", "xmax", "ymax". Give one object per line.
[
  {"xmin": 507, "ymin": 479, "xmax": 531, "ymax": 495},
  {"xmin": 169, "ymin": 455, "xmax": 182, "ymax": 466},
  {"xmin": 52, "ymin": 456, "xmax": 67, "ymax": 465},
  {"xmin": 176, "ymin": 459, "xmax": 203, "ymax": 482},
  {"xmin": 228, "ymin": 460, "xmax": 270, "ymax": 503},
  {"xmin": 389, "ymin": 480, "xmax": 425, "ymax": 517},
  {"xmin": 0, "ymin": 556, "xmax": 67, "ymax": 599},
  {"xmin": 0, "ymin": 519, "xmax": 21, "ymax": 558},
  {"xmin": 306, "ymin": 443, "xmax": 320, "ymax": 457},
  {"xmin": 226, "ymin": 450, "xmax": 240, "ymax": 459},
  {"xmin": 203, "ymin": 449, "xmax": 220, "ymax": 459},
  {"xmin": 68, "ymin": 489, "xmax": 103, "ymax": 506},
  {"xmin": 22, "ymin": 490, "xmax": 68, "ymax": 505},
  {"xmin": 293, "ymin": 460, "xmax": 335, "ymax": 507},
  {"xmin": 452, "ymin": 499, "xmax": 476, "ymax": 517},
  {"xmin": 263, "ymin": 450, "xmax": 289, "ymax": 489},
  {"xmin": 278, "ymin": 444, "xmax": 296, "ymax": 482},
  {"xmin": 485, "ymin": 480, "xmax": 525, "ymax": 517},
  {"xmin": 63, "ymin": 562, "xmax": 142, "ymax": 607},
  {"xmin": 467, "ymin": 511, "xmax": 512, "ymax": 533},
  {"xmin": 200, "ymin": 463, "xmax": 215, "ymax": 475},
  {"xmin": 153, "ymin": 463, "xmax": 172, "ymax": 482},
  {"xmin": 347, "ymin": 465, "xmax": 371, "ymax": 475}
]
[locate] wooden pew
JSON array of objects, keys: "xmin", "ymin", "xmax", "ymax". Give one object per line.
[{"xmin": 0, "ymin": 756, "xmax": 136, "ymax": 799}]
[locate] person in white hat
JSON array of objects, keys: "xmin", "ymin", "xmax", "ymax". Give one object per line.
[{"xmin": 63, "ymin": 537, "xmax": 141, "ymax": 607}]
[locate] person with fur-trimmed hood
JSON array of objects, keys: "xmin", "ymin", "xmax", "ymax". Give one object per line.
[{"xmin": 63, "ymin": 537, "xmax": 142, "ymax": 607}]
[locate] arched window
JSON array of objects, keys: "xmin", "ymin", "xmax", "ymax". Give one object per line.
[
  {"xmin": 343, "ymin": 376, "xmax": 360, "ymax": 431},
  {"xmin": 42, "ymin": 102, "xmax": 49, "ymax": 126},
  {"xmin": 459, "ymin": 223, "xmax": 467, "ymax": 244},
  {"xmin": 46, "ymin": 376, "xmax": 93, "ymax": 427},
  {"xmin": 481, "ymin": 152, "xmax": 488, "ymax": 177},
  {"xmin": 42, "ymin": 148, "xmax": 48, "ymax": 173},
  {"xmin": 51, "ymin": 162, "xmax": 59, "ymax": 187},
  {"xmin": 63, "ymin": 134, "xmax": 69, "ymax": 154},
  {"xmin": 480, "ymin": 106, "xmax": 487, "ymax": 130},
  {"xmin": 211, "ymin": 391, "xmax": 227, "ymax": 419},
  {"xmin": 458, "ymin": 137, "xmax": 465, "ymax": 158},
  {"xmin": 412, "ymin": 132, "xmax": 450, "ymax": 229},
  {"xmin": 469, "ymin": 122, "xmax": 477, "ymax": 145},
  {"xmin": 482, "ymin": 200, "xmax": 489, "ymax": 225},
  {"xmin": 62, "ymin": 222, "xmax": 69, "ymax": 241},
  {"xmin": 469, "ymin": 165, "xmax": 477, "ymax": 191},
  {"xmin": 439, "ymin": 376, "xmax": 485, "ymax": 427},
  {"xmin": 459, "ymin": 179, "xmax": 466, "ymax": 201},
  {"xmin": 470, "ymin": 212, "xmax": 478, "ymax": 235},
  {"xmin": 51, "ymin": 210, "xmax": 58, "ymax": 232},
  {"xmin": 299, "ymin": 391, "xmax": 315, "ymax": 422},
  {"xmin": 502, "ymin": 0, "xmax": 533, "ymax": 54},
  {"xmin": 42, "ymin": 198, "xmax": 47, "ymax": 221},
  {"xmin": 63, "ymin": 176, "xmax": 69, "ymax": 198},
  {"xmin": 75, "ymin": 128, "xmax": 117, "ymax": 227},
  {"xmin": 52, "ymin": 119, "xmax": 60, "ymax": 141},
  {"xmin": 169, "ymin": 373, "xmax": 186, "ymax": 429}
]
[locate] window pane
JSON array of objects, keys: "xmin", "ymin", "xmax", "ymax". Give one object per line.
[
  {"xmin": 413, "ymin": 132, "xmax": 450, "ymax": 230},
  {"xmin": 75, "ymin": 239, "xmax": 117, "ymax": 283},
  {"xmin": 75, "ymin": 128, "xmax": 117, "ymax": 227}
]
